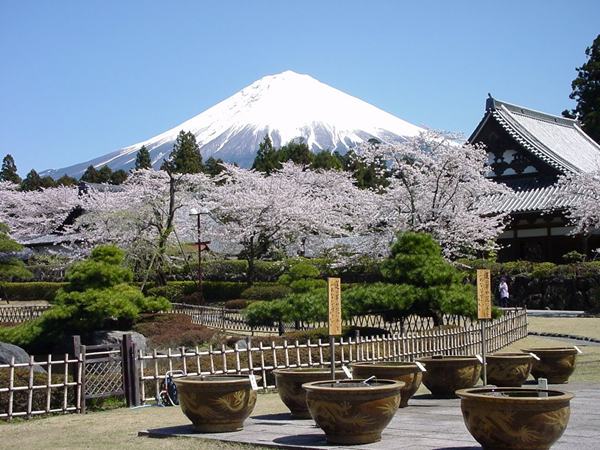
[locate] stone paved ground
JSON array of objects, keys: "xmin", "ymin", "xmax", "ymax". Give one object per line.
[{"xmin": 140, "ymin": 382, "xmax": 599, "ymax": 449}]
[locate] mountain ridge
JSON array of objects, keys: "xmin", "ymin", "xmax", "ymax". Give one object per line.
[{"xmin": 42, "ymin": 70, "xmax": 426, "ymax": 178}]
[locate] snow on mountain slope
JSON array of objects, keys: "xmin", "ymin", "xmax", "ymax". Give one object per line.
[{"xmin": 43, "ymin": 70, "xmax": 426, "ymax": 177}]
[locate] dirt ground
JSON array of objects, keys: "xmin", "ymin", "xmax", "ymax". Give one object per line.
[{"xmin": 1, "ymin": 316, "xmax": 599, "ymax": 449}]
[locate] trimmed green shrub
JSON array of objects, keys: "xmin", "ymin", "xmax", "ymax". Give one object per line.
[
  {"xmin": 245, "ymin": 288, "xmax": 332, "ymax": 329},
  {"xmin": 240, "ymin": 285, "xmax": 291, "ymax": 301},
  {"xmin": 146, "ymin": 281, "xmax": 188, "ymax": 303},
  {"xmin": 203, "ymin": 259, "xmax": 248, "ymax": 281},
  {"xmin": 0, "ymin": 282, "xmax": 67, "ymax": 301},
  {"xmin": 531, "ymin": 262, "xmax": 557, "ymax": 279},
  {"xmin": 278, "ymin": 262, "xmax": 320, "ymax": 284},
  {"xmin": 343, "ymin": 283, "xmax": 417, "ymax": 321},
  {"xmin": 282, "ymin": 327, "xmax": 331, "ymax": 342},
  {"xmin": 146, "ymin": 281, "xmax": 273, "ymax": 302},
  {"xmin": 579, "ymin": 261, "xmax": 600, "ymax": 276},
  {"xmin": 244, "ymin": 233, "xmax": 499, "ymax": 329},
  {"xmin": 278, "ymin": 260, "xmax": 326, "ymax": 293},
  {"xmin": 0, "ymin": 223, "xmax": 33, "ymax": 282},
  {"xmin": 174, "ymin": 259, "xmax": 286, "ymax": 282},
  {"xmin": 224, "ymin": 299, "xmax": 254, "ymax": 310},
  {"xmin": 563, "ymin": 250, "xmax": 586, "ymax": 263},
  {"xmin": 379, "ymin": 232, "xmax": 485, "ymax": 323},
  {"xmin": 324, "ymin": 255, "xmax": 383, "ymax": 283},
  {"xmin": 0, "ymin": 245, "xmax": 170, "ymax": 354},
  {"xmin": 501, "ymin": 260, "xmax": 534, "ymax": 276},
  {"xmin": 254, "ymin": 260, "xmax": 286, "ymax": 282},
  {"xmin": 0, "ymin": 260, "xmax": 33, "ymax": 282},
  {"xmin": 288, "ymin": 279, "xmax": 327, "ymax": 293},
  {"xmin": 245, "ymin": 300, "xmax": 287, "ymax": 327}
]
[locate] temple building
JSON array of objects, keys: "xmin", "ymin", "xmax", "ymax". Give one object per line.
[{"xmin": 470, "ymin": 96, "xmax": 600, "ymax": 262}]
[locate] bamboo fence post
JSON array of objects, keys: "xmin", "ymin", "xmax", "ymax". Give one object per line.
[{"xmin": 46, "ymin": 354, "xmax": 52, "ymax": 413}]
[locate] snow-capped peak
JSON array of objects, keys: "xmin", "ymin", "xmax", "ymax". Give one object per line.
[{"xmin": 43, "ymin": 70, "xmax": 425, "ymax": 177}]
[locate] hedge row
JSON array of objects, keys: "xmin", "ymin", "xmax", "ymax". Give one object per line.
[
  {"xmin": 0, "ymin": 282, "xmax": 67, "ymax": 302},
  {"xmin": 170, "ymin": 260, "xmax": 286, "ymax": 282},
  {"xmin": 0, "ymin": 281, "xmax": 283, "ymax": 304},
  {"xmin": 456, "ymin": 259, "xmax": 600, "ymax": 279},
  {"xmin": 169, "ymin": 257, "xmax": 382, "ymax": 283},
  {"xmin": 145, "ymin": 281, "xmax": 279, "ymax": 303}
]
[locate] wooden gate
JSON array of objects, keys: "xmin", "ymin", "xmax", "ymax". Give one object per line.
[{"xmin": 72, "ymin": 334, "xmax": 139, "ymax": 412}]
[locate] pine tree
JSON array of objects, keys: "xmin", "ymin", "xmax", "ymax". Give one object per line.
[
  {"xmin": 204, "ymin": 157, "xmax": 225, "ymax": 177},
  {"xmin": 80, "ymin": 165, "xmax": 100, "ymax": 183},
  {"xmin": 252, "ymin": 135, "xmax": 280, "ymax": 174},
  {"xmin": 56, "ymin": 174, "xmax": 78, "ymax": 186},
  {"xmin": 311, "ymin": 150, "xmax": 343, "ymax": 170},
  {"xmin": 162, "ymin": 130, "xmax": 203, "ymax": 174},
  {"xmin": 563, "ymin": 34, "xmax": 600, "ymax": 143},
  {"xmin": 0, "ymin": 223, "xmax": 32, "ymax": 281},
  {"xmin": 342, "ymin": 150, "xmax": 389, "ymax": 190},
  {"xmin": 0, "ymin": 154, "xmax": 21, "ymax": 184},
  {"xmin": 278, "ymin": 138, "xmax": 313, "ymax": 166},
  {"xmin": 20, "ymin": 169, "xmax": 42, "ymax": 191},
  {"xmin": 110, "ymin": 169, "xmax": 128, "ymax": 185},
  {"xmin": 40, "ymin": 176, "xmax": 57, "ymax": 188},
  {"xmin": 135, "ymin": 145, "xmax": 152, "ymax": 170},
  {"xmin": 97, "ymin": 165, "xmax": 113, "ymax": 183}
]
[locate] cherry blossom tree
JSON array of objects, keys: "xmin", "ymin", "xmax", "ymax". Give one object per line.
[
  {"xmin": 557, "ymin": 169, "xmax": 600, "ymax": 234},
  {"xmin": 0, "ymin": 181, "xmax": 81, "ymax": 242},
  {"xmin": 357, "ymin": 131, "xmax": 511, "ymax": 257},
  {"xmin": 77, "ymin": 169, "xmax": 213, "ymax": 284},
  {"xmin": 0, "ymin": 171, "xmax": 213, "ymax": 282},
  {"xmin": 200, "ymin": 163, "xmax": 378, "ymax": 282}
]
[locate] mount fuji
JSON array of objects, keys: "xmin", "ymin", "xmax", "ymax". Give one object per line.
[{"xmin": 43, "ymin": 71, "xmax": 425, "ymax": 177}]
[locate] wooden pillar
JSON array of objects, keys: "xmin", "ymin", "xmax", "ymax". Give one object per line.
[{"xmin": 121, "ymin": 334, "xmax": 140, "ymax": 407}]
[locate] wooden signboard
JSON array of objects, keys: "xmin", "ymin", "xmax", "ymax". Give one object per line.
[
  {"xmin": 477, "ymin": 269, "xmax": 492, "ymax": 320},
  {"xmin": 328, "ymin": 277, "xmax": 342, "ymax": 336}
]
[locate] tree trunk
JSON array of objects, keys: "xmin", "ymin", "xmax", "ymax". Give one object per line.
[
  {"xmin": 155, "ymin": 173, "xmax": 178, "ymax": 286},
  {"xmin": 246, "ymin": 235, "xmax": 255, "ymax": 286}
]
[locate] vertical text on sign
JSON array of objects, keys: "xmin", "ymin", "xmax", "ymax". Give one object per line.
[
  {"xmin": 328, "ymin": 277, "xmax": 342, "ymax": 336},
  {"xmin": 477, "ymin": 269, "xmax": 492, "ymax": 319}
]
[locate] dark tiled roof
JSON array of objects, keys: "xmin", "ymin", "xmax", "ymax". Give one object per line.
[
  {"xmin": 471, "ymin": 97, "xmax": 600, "ymax": 174},
  {"xmin": 480, "ymin": 185, "xmax": 570, "ymax": 215}
]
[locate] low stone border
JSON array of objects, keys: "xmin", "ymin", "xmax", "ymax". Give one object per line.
[{"xmin": 528, "ymin": 331, "xmax": 600, "ymax": 344}]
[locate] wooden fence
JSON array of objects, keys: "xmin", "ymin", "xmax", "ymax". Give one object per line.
[
  {"xmin": 0, "ymin": 308, "xmax": 528, "ymax": 417},
  {"xmin": 0, "ymin": 305, "xmax": 51, "ymax": 324},
  {"xmin": 0, "ymin": 337, "xmax": 140, "ymax": 420},
  {"xmin": 170, "ymin": 303, "xmax": 480, "ymax": 335},
  {"xmin": 0, "ymin": 354, "xmax": 82, "ymax": 420},
  {"xmin": 138, "ymin": 308, "xmax": 528, "ymax": 403}
]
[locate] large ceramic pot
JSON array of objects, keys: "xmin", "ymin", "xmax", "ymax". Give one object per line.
[
  {"xmin": 457, "ymin": 387, "xmax": 574, "ymax": 450},
  {"xmin": 273, "ymin": 367, "xmax": 345, "ymax": 418},
  {"xmin": 351, "ymin": 361, "xmax": 422, "ymax": 407},
  {"xmin": 485, "ymin": 352, "xmax": 534, "ymax": 387},
  {"xmin": 521, "ymin": 347, "xmax": 578, "ymax": 384},
  {"xmin": 303, "ymin": 379, "xmax": 403, "ymax": 445},
  {"xmin": 174, "ymin": 375, "xmax": 259, "ymax": 432},
  {"xmin": 417, "ymin": 355, "xmax": 482, "ymax": 398}
]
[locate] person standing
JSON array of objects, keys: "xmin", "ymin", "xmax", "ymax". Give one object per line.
[{"xmin": 498, "ymin": 277, "xmax": 509, "ymax": 307}]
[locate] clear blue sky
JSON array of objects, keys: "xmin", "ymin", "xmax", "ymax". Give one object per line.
[{"xmin": 1, "ymin": 0, "xmax": 598, "ymax": 175}]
